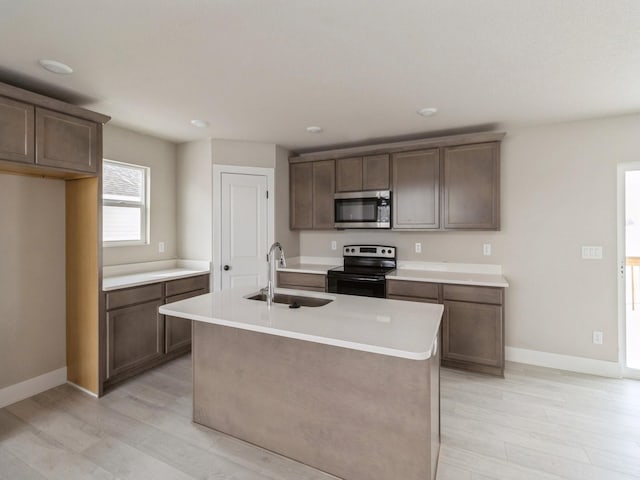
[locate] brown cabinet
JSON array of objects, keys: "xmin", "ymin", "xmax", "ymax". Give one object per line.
[
  {"xmin": 392, "ymin": 149, "xmax": 440, "ymax": 229},
  {"xmin": 386, "ymin": 279, "xmax": 440, "ymax": 303},
  {"xmin": 278, "ymin": 271, "xmax": 326, "ymax": 292},
  {"xmin": 106, "ymin": 299, "xmax": 164, "ymax": 379},
  {"xmin": 0, "ymin": 96, "xmax": 34, "ymax": 164},
  {"xmin": 386, "ymin": 279, "xmax": 505, "ymax": 376},
  {"xmin": 164, "ymin": 274, "xmax": 209, "ymax": 354},
  {"xmin": 336, "ymin": 154, "xmax": 390, "ymax": 192},
  {"xmin": 441, "ymin": 284, "xmax": 504, "ymax": 376},
  {"xmin": 290, "ymin": 160, "xmax": 335, "ymax": 230},
  {"xmin": 103, "ymin": 273, "xmax": 210, "ymax": 389},
  {"xmin": 443, "ymin": 142, "xmax": 499, "ymax": 230},
  {"xmin": 36, "ymin": 108, "xmax": 98, "ymax": 173}
]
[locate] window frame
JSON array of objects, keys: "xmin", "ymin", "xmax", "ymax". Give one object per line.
[{"xmin": 102, "ymin": 158, "xmax": 150, "ymax": 247}]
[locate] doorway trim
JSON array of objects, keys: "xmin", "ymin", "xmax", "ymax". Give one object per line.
[
  {"xmin": 212, "ymin": 164, "xmax": 275, "ymax": 292},
  {"xmin": 617, "ymin": 162, "xmax": 640, "ymax": 379}
]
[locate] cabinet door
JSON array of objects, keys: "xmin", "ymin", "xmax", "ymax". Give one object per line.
[
  {"xmin": 335, "ymin": 157, "xmax": 362, "ymax": 192},
  {"xmin": 165, "ymin": 289, "xmax": 207, "ymax": 354},
  {"xmin": 312, "ymin": 160, "xmax": 335, "ymax": 229},
  {"xmin": 106, "ymin": 300, "xmax": 164, "ymax": 379},
  {"xmin": 0, "ymin": 96, "xmax": 34, "ymax": 164},
  {"xmin": 392, "ymin": 149, "xmax": 440, "ymax": 229},
  {"xmin": 442, "ymin": 300, "xmax": 503, "ymax": 367},
  {"xmin": 443, "ymin": 142, "xmax": 499, "ymax": 229},
  {"xmin": 362, "ymin": 154, "xmax": 390, "ymax": 190},
  {"xmin": 290, "ymin": 162, "xmax": 313, "ymax": 229},
  {"xmin": 35, "ymin": 107, "xmax": 98, "ymax": 173}
]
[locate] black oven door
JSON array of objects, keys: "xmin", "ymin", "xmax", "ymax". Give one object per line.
[{"xmin": 327, "ymin": 275, "xmax": 386, "ymax": 298}]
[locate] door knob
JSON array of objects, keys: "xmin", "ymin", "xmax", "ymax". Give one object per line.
[{"xmin": 223, "ymin": 265, "xmax": 230, "ymax": 271}]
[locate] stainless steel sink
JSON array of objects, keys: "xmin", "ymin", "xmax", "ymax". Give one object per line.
[{"xmin": 246, "ymin": 292, "xmax": 333, "ymax": 307}]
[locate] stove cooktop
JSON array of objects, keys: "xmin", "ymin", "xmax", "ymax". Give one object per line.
[{"xmin": 328, "ymin": 265, "xmax": 396, "ymax": 277}]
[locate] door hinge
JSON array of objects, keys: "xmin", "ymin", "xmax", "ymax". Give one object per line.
[{"xmin": 266, "ymin": 190, "xmax": 269, "ymax": 199}]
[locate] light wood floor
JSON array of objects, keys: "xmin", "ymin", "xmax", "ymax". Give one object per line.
[{"xmin": 1, "ymin": 356, "xmax": 640, "ymax": 480}]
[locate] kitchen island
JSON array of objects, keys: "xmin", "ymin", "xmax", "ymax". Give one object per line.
[{"xmin": 160, "ymin": 286, "xmax": 443, "ymax": 480}]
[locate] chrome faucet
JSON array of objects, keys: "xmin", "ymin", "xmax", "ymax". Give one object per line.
[{"xmin": 266, "ymin": 242, "xmax": 286, "ymax": 306}]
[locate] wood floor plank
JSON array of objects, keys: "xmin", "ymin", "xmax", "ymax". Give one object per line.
[{"xmin": 4, "ymin": 356, "xmax": 640, "ymax": 480}]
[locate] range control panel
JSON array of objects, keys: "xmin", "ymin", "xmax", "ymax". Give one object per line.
[{"xmin": 343, "ymin": 245, "xmax": 396, "ymax": 258}]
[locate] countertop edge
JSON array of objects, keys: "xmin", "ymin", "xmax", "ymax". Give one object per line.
[
  {"xmin": 387, "ymin": 273, "xmax": 509, "ymax": 288},
  {"xmin": 159, "ymin": 303, "xmax": 435, "ymax": 361},
  {"xmin": 103, "ymin": 269, "xmax": 210, "ymax": 291}
]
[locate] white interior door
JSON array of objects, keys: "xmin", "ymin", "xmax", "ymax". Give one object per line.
[{"xmin": 220, "ymin": 172, "xmax": 269, "ymax": 290}]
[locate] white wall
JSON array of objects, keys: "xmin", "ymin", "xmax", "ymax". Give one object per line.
[
  {"xmin": 103, "ymin": 124, "xmax": 178, "ymax": 266},
  {"xmin": 301, "ymin": 114, "xmax": 640, "ymax": 364},
  {"xmin": 176, "ymin": 139, "xmax": 212, "ymax": 261},
  {"xmin": 0, "ymin": 175, "xmax": 66, "ymax": 389},
  {"xmin": 177, "ymin": 139, "xmax": 298, "ymax": 262}
]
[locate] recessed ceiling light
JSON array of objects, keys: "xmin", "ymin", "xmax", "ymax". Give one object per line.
[
  {"xmin": 306, "ymin": 126, "xmax": 323, "ymax": 134},
  {"xmin": 38, "ymin": 59, "xmax": 73, "ymax": 74},
  {"xmin": 190, "ymin": 119, "xmax": 210, "ymax": 128},
  {"xmin": 416, "ymin": 107, "xmax": 438, "ymax": 117}
]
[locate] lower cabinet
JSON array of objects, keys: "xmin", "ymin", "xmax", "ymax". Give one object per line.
[
  {"xmin": 165, "ymin": 289, "xmax": 207, "ymax": 354},
  {"xmin": 386, "ymin": 279, "xmax": 505, "ymax": 376},
  {"xmin": 107, "ymin": 299, "xmax": 164, "ymax": 379},
  {"xmin": 103, "ymin": 273, "xmax": 209, "ymax": 389},
  {"xmin": 277, "ymin": 271, "xmax": 326, "ymax": 292}
]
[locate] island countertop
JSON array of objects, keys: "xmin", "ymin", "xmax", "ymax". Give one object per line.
[{"xmin": 160, "ymin": 286, "xmax": 443, "ymax": 361}]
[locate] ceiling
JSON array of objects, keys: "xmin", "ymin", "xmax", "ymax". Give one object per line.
[{"xmin": 1, "ymin": 0, "xmax": 639, "ymax": 151}]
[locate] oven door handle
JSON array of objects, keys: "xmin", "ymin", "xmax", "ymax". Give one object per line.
[{"xmin": 336, "ymin": 276, "xmax": 385, "ymax": 282}]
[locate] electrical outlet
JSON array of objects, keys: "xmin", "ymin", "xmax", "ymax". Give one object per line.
[
  {"xmin": 331, "ymin": 240, "xmax": 337, "ymax": 251},
  {"xmin": 593, "ymin": 330, "xmax": 603, "ymax": 345},
  {"xmin": 483, "ymin": 243, "xmax": 492, "ymax": 256},
  {"xmin": 415, "ymin": 242, "xmax": 422, "ymax": 254},
  {"xmin": 582, "ymin": 246, "xmax": 603, "ymax": 259},
  {"xmin": 158, "ymin": 242, "xmax": 165, "ymax": 253}
]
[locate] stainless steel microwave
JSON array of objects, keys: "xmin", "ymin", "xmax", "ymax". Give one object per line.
[{"xmin": 334, "ymin": 190, "xmax": 391, "ymax": 229}]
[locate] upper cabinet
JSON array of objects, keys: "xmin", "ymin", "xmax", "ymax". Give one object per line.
[
  {"xmin": 36, "ymin": 108, "xmax": 99, "ymax": 173},
  {"xmin": 442, "ymin": 143, "xmax": 499, "ymax": 230},
  {"xmin": 289, "ymin": 131, "xmax": 504, "ymax": 231},
  {"xmin": 0, "ymin": 82, "xmax": 109, "ymax": 177},
  {"xmin": 336, "ymin": 154, "xmax": 390, "ymax": 192},
  {"xmin": 392, "ymin": 149, "xmax": 440, "ymax": 229},
  {"xmin": 0, "ymin": 96, "xmax": 34, "ymax": 164},
  {"xmin": 290, "ymin": 160, "xmax": 335, "ymax": 230}
]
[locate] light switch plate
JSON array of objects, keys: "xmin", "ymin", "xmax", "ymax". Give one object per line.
[
  {"xmin": 158, "ymin": 242, "xmax": 165, "ymax": 253},
  {"xmin": 582, "ymin": 246, "xmax": 603, "ymax": 259},
  {"xmin": 415, "ymin": 242, "xmax": 422, "ymax": 254},
  {"xmin": 331, "ymin": 241, "xmax": 337, "ymax": 251},
  {"xmin": 483, "ymin": 244, "xmax": 492, "ymax": 256}
]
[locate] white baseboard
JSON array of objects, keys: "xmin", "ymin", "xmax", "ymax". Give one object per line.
[
  {"xmin": 67, "ymin": 381, "xmax": 98, "ymax": 398},
  {"xmin": 506, "ymin": 347, "xmax": 622, "ymax": 378},
  {"xmin": 0, "ymin": 367, "xmax": 67, "ymax": 409}
]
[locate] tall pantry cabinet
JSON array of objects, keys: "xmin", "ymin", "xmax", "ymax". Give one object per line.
[{"xmin": 0, "ymin": 81, "xmax": 110, "ymax": 396}]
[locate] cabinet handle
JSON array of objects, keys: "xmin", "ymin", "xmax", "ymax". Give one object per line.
[{"xmin": 223, "ymin": 265, "xmax": 230, "ymax": 271}]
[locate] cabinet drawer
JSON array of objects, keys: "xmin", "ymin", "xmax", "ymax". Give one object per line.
[
  {"xmin": 387, "ymin": 294, "xmax": 439, "ymax": 304},
  {"xmin": 278, "ymin": 272, "xmax": 326, "ymax": 290},
  {"xmin": 165, "ymin": 274, "xmax": 209, "ymax": 296},
  {"xmin": 442, "ymin": 284, "xmax": 503, "ymax": 305},
  {"xmin": 106, "ymin": 283, "xmax": 163, "ymax": 310},
  {"xmin": 387, "ymin": 279, "xmax": 439, "ymax": 300}
]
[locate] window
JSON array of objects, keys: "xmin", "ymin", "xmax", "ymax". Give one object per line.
[{"xmin": 102, "ymin": 159, "xmax": 149, "ymax": 244}]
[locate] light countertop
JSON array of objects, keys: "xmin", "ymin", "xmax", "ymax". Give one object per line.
[
  {"xmin": 278, "ymin": 263, "xmax": 337, "ymax": 275},
  {"xmin": 160, "ymin": 286, "xmax": 443, "ymax": 361},
  {"xmin": 387, "ymin": 269, "xmax": 509, "ymax": 288},
  {"xmin": 103, "ymin": 259, "xmax": 210, "ymax": 291}
]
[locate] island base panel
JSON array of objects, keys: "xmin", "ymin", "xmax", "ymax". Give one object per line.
[{"xmin": 193, "ymin": 322, "xmax": 439, "ymax": 480}]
